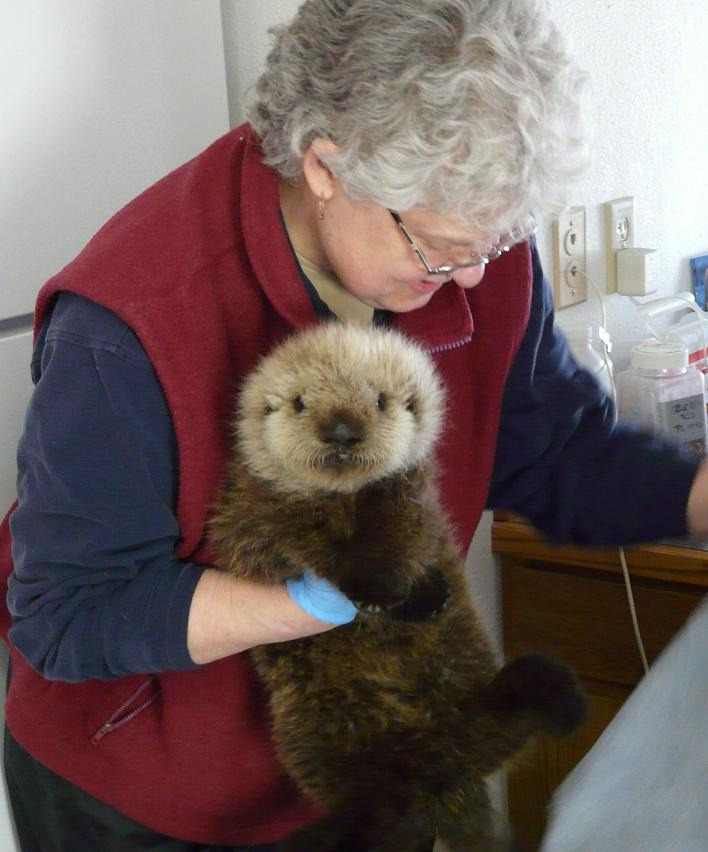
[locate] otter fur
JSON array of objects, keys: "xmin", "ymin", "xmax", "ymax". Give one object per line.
[{"xmin": 211, "ymin": 322, "xmax": 586, "ymax": 851}]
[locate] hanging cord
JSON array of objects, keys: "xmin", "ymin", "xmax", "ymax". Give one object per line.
[
  {"xmin": 572, "ymin": 268, "xmax": 649, "ymax": 674},
  {"xmin": 618, "ymin": 548, "xmax": 649, "ymax": 672},
  {"xmin": 573, "ymin": 269, "xmax": 617, "ymax": 400}
]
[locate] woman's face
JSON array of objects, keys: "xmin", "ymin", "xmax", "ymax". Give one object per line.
[{"xmin": 317, "ymin": 189, "xmax": 489, "ymax": 313}]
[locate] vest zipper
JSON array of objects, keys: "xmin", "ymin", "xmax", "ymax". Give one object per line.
[
  {"xmin": 91, "ymin": 677, "xmax": 161, "ymax": 745},
  {"xmin": 427, "ymin": 335, "xmax": 473, "ymax": 355}
]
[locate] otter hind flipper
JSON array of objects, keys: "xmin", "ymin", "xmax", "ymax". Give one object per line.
[{"xmin": 483, "ymin": 652, "xmax": 588, "ymax": 738}]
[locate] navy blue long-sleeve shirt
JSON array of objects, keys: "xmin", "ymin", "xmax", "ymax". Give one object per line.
[
  {"xmin": 7, "ymin": 247, "xmax": 700, "ymax": 682},
  {"xmin": 488, "ymin": 244, "xmax": 699, "ymax": 543},
  {"xmin": 8, "ymin": 293, "xmax": 201, "ymax": 680}
]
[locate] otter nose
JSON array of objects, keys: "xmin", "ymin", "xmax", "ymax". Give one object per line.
[
  {"xmin": 329, "ymin": 423, "xmax": 358, "ymax": 445},
  {"xmin": 319, "ymin": 411, "xmax": 365, "ymax": 446}
]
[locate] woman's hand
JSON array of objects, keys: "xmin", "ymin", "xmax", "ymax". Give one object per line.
[{"xmin": 187, "ymin": 568, "xmax": 354, "ymax": 665}]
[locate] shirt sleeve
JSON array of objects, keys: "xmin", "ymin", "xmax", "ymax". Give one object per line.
[
  {"xmin": 487, "ymin": 243, "xmax": 701, "ymax": 546},
  {"xmin": 7, "ymin": 293, "xmax": 204, "ymax": 682}
]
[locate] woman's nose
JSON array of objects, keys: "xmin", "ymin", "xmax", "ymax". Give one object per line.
[{"xmin": 451, "ymin": 263, "xmax": 486, "ymax": 289}]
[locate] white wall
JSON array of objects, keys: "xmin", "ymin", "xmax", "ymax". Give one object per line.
[
  {"xmin": 221, "ymin": 0, "xmax": 301, "ymax": 128},
  {"xmin": 1, "ymin": 2, "xmax": 230, "ymax": 846},
  {"xmin": 540, "ymin": 0, "xmax": 708, "ymax": 343},
  {"xmin": 2, "ymin": 0, "xmax": 230, "ymax": 320}
]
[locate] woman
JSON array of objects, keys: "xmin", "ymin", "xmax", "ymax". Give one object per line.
[{"xmin": 2, "ymin": 1, "xmax": 706, "ymax": 849}]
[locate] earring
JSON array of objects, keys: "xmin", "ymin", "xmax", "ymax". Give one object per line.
[{"xmin": 318, "ymin": 197, "xmax": 326, "ymax": 221}]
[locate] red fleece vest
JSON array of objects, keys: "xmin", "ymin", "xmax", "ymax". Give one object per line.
[{"xmin": 0, "ymin": 125, "xmax": 532, "ymax": 845}]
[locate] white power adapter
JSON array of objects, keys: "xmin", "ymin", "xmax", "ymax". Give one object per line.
[{"xmin": 617, "ymin": 247, "xmax": 658, "ymax": 296}]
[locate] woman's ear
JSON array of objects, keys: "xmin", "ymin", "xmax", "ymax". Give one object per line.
[{"xmin": 302, "ymin": 138, "xmax": 340, "ymax": 202}]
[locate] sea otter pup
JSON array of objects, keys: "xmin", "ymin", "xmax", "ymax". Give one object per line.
[{"xmin": 211, "ymin": 322, "xmax": 586, "ymax": 851}]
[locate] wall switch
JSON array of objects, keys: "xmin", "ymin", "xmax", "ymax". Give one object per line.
[
  {"xmin": 552, "ymin": 206, "xmax": 587, "ymax": 309},
  {"xmin": 604, "ymin": 196, "xmax": 635, "ymax": 293}
]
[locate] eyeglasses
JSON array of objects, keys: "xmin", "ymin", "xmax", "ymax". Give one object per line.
[{"xmin": 389, "ymin": 210, "xmax": 536, "ymax": 276}]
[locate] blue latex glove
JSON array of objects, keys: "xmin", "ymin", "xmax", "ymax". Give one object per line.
[{"xmin": 286, "ymin": 570, "xmax": 357, "ymax": 625}]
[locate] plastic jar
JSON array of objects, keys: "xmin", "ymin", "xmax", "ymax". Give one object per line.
[
  {"xmin": 564, "ymin": 327, "xmax": 612, "ymax": 393},
  {"xmin": 616, "ymin": 340, "xmax": 707, "ymax": 457},
  {"xmin": 664, "ymin": 315, "xmax": 708, "ymax": 370}
]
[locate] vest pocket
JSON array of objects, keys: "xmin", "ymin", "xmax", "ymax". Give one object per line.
[{"xmin": 90, "ymin": 676, "xmax": 161, "ymax": 745}]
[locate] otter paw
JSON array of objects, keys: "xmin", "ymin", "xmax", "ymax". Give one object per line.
[
  {"xmin": 342, "ymin": 573, "xmax": 413, "ymax": 614},
  {"xmin": 387, "ymin": 569, "xmax": 452, "ymax": 622}
]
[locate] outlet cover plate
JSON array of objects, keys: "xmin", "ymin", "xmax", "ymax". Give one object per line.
[
  {"xmin": 604, "ymin": 196, "xmax": 635, "ymax": 293},
  {"xmin": 552, "ymin": 206, "xmax": 587, "ymax": 309}
]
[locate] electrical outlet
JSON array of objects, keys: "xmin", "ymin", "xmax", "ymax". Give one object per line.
[
  {"xmin": 604, "ymin": 196, "xmax": 634, "ymax": 293},
  {"xmin": 552, "ymin": 206, "xmax": 587, "ymax": 309}
]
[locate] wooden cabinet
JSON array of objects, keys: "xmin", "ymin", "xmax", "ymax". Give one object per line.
[{"xmin": 492, "ymin": 516, "xmax": 707, "ymax": 851}]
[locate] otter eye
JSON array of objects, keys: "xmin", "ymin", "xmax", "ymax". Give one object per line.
[
  {"xmin": 406, "ymin": 397, "xmax": 418, "ymax": 415},
  {"xmin": 292, "ymin": 395, "xmax": 305, "ymax": 413},
  {"xmin": 376, "ymin": 393, "xmax": 387, "ymax": 411}
]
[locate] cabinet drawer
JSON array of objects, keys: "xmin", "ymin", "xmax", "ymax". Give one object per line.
[{"xmin": 502, "ymin": 563, "xmax": 703, "ymax": 686}]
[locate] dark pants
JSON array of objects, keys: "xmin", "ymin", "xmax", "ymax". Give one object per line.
[{"xmin": 3, "ymin": 727, "xmax": 277, "ymax": 852}]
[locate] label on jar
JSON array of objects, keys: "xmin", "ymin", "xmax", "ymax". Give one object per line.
[{"xmin": 657, "ymin": 393, "xmax": 707, "ymax": 457}]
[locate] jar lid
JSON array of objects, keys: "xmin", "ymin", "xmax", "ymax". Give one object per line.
[{"xmin": 630, "ymin": 340, "xmax": 688, "ymax": 370}]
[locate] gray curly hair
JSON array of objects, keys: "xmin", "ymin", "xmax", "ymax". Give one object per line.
[{"xmin": 248, "ymin": 0, "xmax": 590, "ymax": 233}]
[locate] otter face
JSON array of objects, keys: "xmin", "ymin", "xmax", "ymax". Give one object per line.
[{"xmin": 236, "ymin": 324, "xmax": 445, "ymax": 494}]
